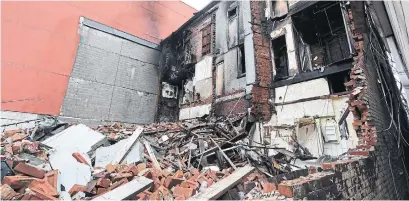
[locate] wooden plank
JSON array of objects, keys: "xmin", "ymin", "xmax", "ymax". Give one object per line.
[
  {"xmin": 143, "ymin": 140, "xmax": 162, "ymax": 170},
  {"xmin": 188, "ymin": 166, "xmax": 255, "ymax": 201},
  {"xmin": 198, "ymin": 139, "xmax": 208, "ymax": 166},
  {"xmin": 92, "ymin": 176, "xmax": 152, "ymax": 200},
  {"xmin": 210, "ymin": 137, "xmax": 237, "ymax": 170},
  {"xmin": 112, "ymin": 126, "xmax": 143, "ymax": 164}
]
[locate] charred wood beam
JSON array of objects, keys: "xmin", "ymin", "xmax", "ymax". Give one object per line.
[
  {"xmin": 274, "ymin": 91, "xmax": 349, "ymax": 106},
  {"xmin": 271, "ymin": 59, "xmax": 353, "ymax": 88}
]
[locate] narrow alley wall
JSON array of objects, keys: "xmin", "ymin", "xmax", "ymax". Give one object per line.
[{"xmin": 1, "ymin": 1, "xmax": 196, "ymax": 123}]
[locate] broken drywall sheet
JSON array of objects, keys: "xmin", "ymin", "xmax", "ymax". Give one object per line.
[
  {"xmin": 48, "ymin": 148, "xmax": 92, "ymax": 191},
  {"xmin": 195, "ymin": 78, "xmax": 213, "ymax": 99},
  {"xmin": 193, "ymin": 56, "xmax": 213, "ymax": 85},
  {"xmin": 42, "ymin": 124, "xmax": 106, "ymax": 154},
  {"xmin": 275, "ymin": 78, "xmax": 330, "ymax": 103},
  {"xmin": 95, "ymin": 139, "xmax": 143, "ymax": 168},
  {"xmin": 179, "ymin": 104, "xmax": 212, "ymax": 120}
]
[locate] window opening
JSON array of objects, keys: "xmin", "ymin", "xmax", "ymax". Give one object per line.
[{"xmin": 272, "ymin": 35, "xmax": 289, "ymax": 80}]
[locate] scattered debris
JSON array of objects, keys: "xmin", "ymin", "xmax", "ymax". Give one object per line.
[{"xmin": 0, "ymin": 114, "xmax": 327, "ymax": 200}]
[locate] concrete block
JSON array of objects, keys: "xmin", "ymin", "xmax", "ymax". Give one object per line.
[
  {"xmin": 121, "ymin": 40, "xmax": 161, "ymax": 65},
  {"xmin": 71, "ymin": 44, "xmax": 119, "ymax": 85},
  {"xmin": 115, "ymin": 56, "xmax": 159, "ymax": 94},
  {"xmin": 81, "ymin": 28, "xmax": 123, "ymax": 54},
  {"xmin": 61, "ymin": 78, "xmax": 113, "ymax": 120},
  {"xmin": 108, "ymin": 87, "xmax": 157, "ymax": 124}
]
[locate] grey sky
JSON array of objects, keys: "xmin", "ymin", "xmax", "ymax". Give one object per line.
[{"xmin": 181, "ymin": 0, "xmax": 212, "ymax": 10}]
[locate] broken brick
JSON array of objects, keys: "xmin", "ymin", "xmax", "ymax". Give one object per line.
[
  {"xmin": 191, "ymin": 168, "xmax": 200, "ymax": 176},
  {"xmin": 174, "ymin": 170, "xmax": 184, "ymax": 178},
  {"xmin": 28, "ymin": 179, "xmax": 59, "ymax": 197},
  {"xmin": 2, "ymin": 175, "xmax": 37, "ymax": 190},
  {"xmin": 157, "ymin": 185, "xmax": 171, "ymax": 198},
  {"xmin": 149, "ymin": 191, "xmax": 161, "ymax": 200},
  {"xmin": 11, "ymin": 134, "xmax": 27, "ymax": 142},
  {"xmin": 112, "ymin": 172, "xmax": 133, "ymax": 182},
  {"xmin": 180, "ymin": 180, "xmax": 199, "ymax": 189},
  {"xmin": 30, "ymin": 187, "xmax": 59, "ymax": 200},
  {"xmin": 173, "ymin": 186, "xmax": 195, "ymax": 198},
  {"xmin": 184, "ymin": 172, "xmax": 192, "ymax": 179},
  {"xmin": 96, "ymin": 178, "xmax": 111, "ymax": 188},
  {"xmin": 106, "ymin": 164, "xmax": 116, "ymax": 173},
  {"xmin": 322, "ymin": 162, "xmax": 336, "ymax": 169},
  {"xmin": 68, "ymin": 184, "xmax": 88, "ymax": 196},
  {"xmin": 278, "ymin": 183, "xmax": 294, "ymax": 198},
  {"xmin": 136, "ymin": 190, "xmax": 152, "ymax": 200},
  {"xmin": 349, "ymin": 150, "xmax": 369, "ymax": 156},
  {"xmin": 107, "ymin": 178, "xmax": 128, "ymax": 191},
  {"xmin": 12, "ymin": 143, "xmax": 22, "ymax": 154},
  {"xmin": 1, "ymin": 184, "xmax": 18, "ymax": 200},
  {"xmin": 262, "ymin": 182, "xmax": 276, "ymax": 193},
  {"xmin": 44, "ymin": 170, "xmax": 58, "ymax": 191},
  {"xmin": 97, "ymin": 188, "xmax": 107, "ymax": 195},
  {"xmin": 164, "ymin": 176, "xmax": 184, "ymax": 188},
  {"xmin": 135, "ymin": 163, "xmax": 147, "ymax": 173},
  {"xmin": 14, "ymin": 162, "xmax": 45, "ymax": 179},
  {"xmin": 72, "ymin": 152, "xmax": 90, "ymax": 166},
  {"xmin": 175, "ymin": 195, "xmax": 187, "ymax": 200},
  {"xmin": 3, "ymin": 129, "xmax": 22, "ymax": 138}
]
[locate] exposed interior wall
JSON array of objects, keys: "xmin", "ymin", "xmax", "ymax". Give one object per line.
[
  {"xmin": 1, "ymin": 1, "xmax": 196, "ymax": 116},
  {"xmin": 261, "ymin": 78, "xmax": 358, "ymax": 157}
]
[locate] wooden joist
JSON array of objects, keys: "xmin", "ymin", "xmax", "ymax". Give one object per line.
[
  {"xmin": 188, "ymin": 166, "xmax": 255, "ymax": 201},
  {"xmin": 111, "ymin": 126, "xmax": 143, "ymax": 164},
  {"xmin": 92, "ymin": 176, "xmax": 153, "ymax": 200}
]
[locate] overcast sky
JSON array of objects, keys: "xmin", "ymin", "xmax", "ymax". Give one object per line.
[{"xmin": 181, "ymin": 0, "xmax": 212, "ymax": 10}]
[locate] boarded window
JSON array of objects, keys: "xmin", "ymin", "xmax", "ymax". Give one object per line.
[
  {"xmin": 202, "ymin": 23, "xmax": 212, "ymax": 56},
  {"xmin": 228, "ymin": 6, "xmax": 238, "ymax": 49},
  {"xmin": 237, "ymin": 44, "xmax": 246, "ymax": 77}
]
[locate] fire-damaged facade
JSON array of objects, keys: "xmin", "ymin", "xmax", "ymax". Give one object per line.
[
  {"xmin": 158, "ymin": 1, "xmax": 255, "ymax": 122},
  {"xmin": 155, "ymin": 0, "xmax": 409, "ymax": 200},
  {"xmin": 3, "ymin": 0, "xmax": 409, "ymax": 200}
]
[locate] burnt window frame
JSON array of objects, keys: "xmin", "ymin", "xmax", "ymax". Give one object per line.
[
  {"xmin": 227, "ymin": 3, "xmax": 239, "ymax": 50},
  {"xmin": 237, "ymin": 44, "xmax": 246, "ymax": 78},
  {"xmin": 201, "ymin": 23, "xmax": 212, "ymax": 56},
  {"xmin": 272, "ymin": 35, "xmax": 289, "ymax": 80},
  {"xmin": 291, "ymin": 2, "xmax": 354, "ymax": 71}
]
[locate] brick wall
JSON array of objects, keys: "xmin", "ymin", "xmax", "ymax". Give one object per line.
[
  {"xmin": 214, "ymin": 97, "xmax": 249, "ymax": 117},
  {"xmin": 250, "ymin": 1, "xmax": 272, "ymax": 121},
  {"xmin": 255, "ymin": 2, "xmax": 409, "ymax": 200},
  {"xmin": 345, "ymin": 2, "xmax": 408, "ymax": 199}
]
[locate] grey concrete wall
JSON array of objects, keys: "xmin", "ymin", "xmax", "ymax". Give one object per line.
[{"xmin": 61, "ymin": 22, "xmax": 160, "ymax": 124}]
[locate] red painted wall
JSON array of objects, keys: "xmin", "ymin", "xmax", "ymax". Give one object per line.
[{"xmin": 1, "ymin": 1, "xmax": 195, "ymax": 115}]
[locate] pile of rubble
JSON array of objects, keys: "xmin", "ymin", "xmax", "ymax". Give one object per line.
[{"xmin": 0, "ymin": 115, "xmax": 299, "ymax": 200}]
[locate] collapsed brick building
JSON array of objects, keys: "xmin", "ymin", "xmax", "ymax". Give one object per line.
[
  {"xmin": 155, "ymin": 0, "xmax": 409, "ymax": 199},
  {"xmin": 3, "ymin": 0, "xmax": 409, "ymax": 200}
]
